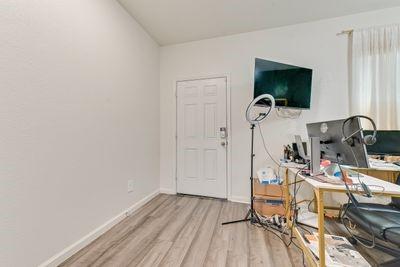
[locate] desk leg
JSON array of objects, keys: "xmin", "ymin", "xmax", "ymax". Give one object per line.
[
  {"xmin": 315, "ymin": 189, "xmax": 325, "ymax": 267},
  {"xmin": 284, "ymin": 168, "xmax": 291, "ymax": 222}
]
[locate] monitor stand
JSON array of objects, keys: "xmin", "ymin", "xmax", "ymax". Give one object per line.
[{"xmin": 310, "ymin": 136, "xmax": 321, "ymax": 176}]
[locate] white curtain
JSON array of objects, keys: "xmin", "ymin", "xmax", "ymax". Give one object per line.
[{"xmin": 351, "ymin": 24, "xmax": 400, "ymax": 130}]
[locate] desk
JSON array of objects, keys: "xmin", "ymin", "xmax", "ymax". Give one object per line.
[
  {"xmin": 284, "ymin": 165, "xmax": 400, "ymax": 267},
  {"xmin": 349, "ymin": 160, "xmax": 400, "ymax": 184},
  {"xmin": 348, "ymin": 168, "xmax": 400, "ymax": 184}
]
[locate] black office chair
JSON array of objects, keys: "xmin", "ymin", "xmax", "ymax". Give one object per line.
[{"xmin": 341, "ymin": 175, "xmax": 400, "ymax": 267}]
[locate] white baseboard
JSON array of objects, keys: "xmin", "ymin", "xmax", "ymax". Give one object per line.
[
  {"xmin": 229, "ymin": 195, "xmax": 250, "ymax": 204},
  {"xmin": 159, "ymin": 187, "xmax": 176, "ymax": 195},
  {"xmin": 38, "ymin": 189, "xmax": 160, "ymax": 267},
  {"xmin": 158, "ymin": 188, "xmax": 248, "ymax": 204}
]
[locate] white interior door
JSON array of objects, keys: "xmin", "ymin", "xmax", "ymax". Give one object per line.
[{"xmin": 177, "ymin": 77, "xmax": 227, "ymax": 198}]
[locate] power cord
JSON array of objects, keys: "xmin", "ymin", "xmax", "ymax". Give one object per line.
[
  {"xmin": 250, "ymin": 165, "xmax": 308, "ymax": 267},
  {"xmin": 253, "ymin": 215, "xmax": 306, "ymax": 267},
  {"xmin": 285, "ymin": 165, "xmax": 310, "ymax": 266},
  {"xmin": 307, "ymin": 197, "xmax": 315, "ymax": 212},
  {"xmin": 257, "ymin": 121, "xmax": 281, "ymax": 167},
  {"xmin": 275, "ymin": 108, "xmax": 302, "ymax": 119},
  {"xmin": 257, "ymin": 120, "xmax": 285, "ymax": 201},
  {"xmin": 255, "ymin": 119, "xmax": 306, "ymax": 266},
  {"xmin": 339, "ymin": 117, "xmax": 378, "ymax": 249},
  {"xmin": 281, "ymin": 164, "xmax": 310, "ymax": 246},
  {"xmin": 337, "ymin": 163, "xmax": 376, "ymax": 249}
]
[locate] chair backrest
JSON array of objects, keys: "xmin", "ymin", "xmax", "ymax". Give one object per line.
[{"xmin": 391, "ymin": 174, "xmax": 400, "ymax": 209}]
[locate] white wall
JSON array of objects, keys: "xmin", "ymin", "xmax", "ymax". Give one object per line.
[
  {"xmin": 0, "ymin": 1, "xmax": 159, "ymax": 266},
  {"xmin": 159, "ymin": 7, "xmax": 400, "ymax": 202}
]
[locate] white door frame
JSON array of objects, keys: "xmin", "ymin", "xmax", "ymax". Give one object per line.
[{"xmin": 173, "ymin": 74, "xmax": 232, "ymax": 199}]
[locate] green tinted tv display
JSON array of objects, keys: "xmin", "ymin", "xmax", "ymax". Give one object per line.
[{"xmin": 254, "ymin": 58, "xmax": 312, "ymax": 109}]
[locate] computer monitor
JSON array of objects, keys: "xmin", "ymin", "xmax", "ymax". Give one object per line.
[
  {"xmin": 307, "ymin": 118, "xmax": 370, "ymax": 168},
  {"xmin": 364, "ymin": 130, "xmax": 400, "ymax": 156},
  {"xmin": 294, "ymin": 135, "xmax": 309, "ymax": 160}
]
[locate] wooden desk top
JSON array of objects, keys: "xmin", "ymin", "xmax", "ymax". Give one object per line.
[
  {"xmin": 351, "ymin": 158, "xmax": 400, "ymax": 172},
  {"xmin": 285, "ymin": 165, "xmax": 400, "ymax": 196}
]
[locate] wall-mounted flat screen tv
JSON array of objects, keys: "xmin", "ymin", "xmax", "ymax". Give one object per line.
[{"xmin": 253, "ymin": 58, "xmax": 313, "ymax": 109}]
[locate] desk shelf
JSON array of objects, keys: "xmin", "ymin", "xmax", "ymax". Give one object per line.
[{"xmin": 283, "ymin": 165, "xmax": 400, "ymax": 267}]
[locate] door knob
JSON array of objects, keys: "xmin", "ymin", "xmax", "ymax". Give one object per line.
[{"xmin": 221, "ymin": 141, "xmax": 226, "ymax": 147}]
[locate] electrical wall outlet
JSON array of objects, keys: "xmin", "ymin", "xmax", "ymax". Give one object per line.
[{"xmin": 127, "ymin": 179, "xmax": 134, "ymax": 193}]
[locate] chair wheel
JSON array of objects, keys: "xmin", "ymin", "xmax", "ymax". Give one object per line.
[{"xmin": 347, "ymin": 236, "xmax": 357, "ymax": 245}]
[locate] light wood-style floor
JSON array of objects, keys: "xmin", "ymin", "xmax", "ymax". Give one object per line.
[{"xmin": 60, "ymin": 194, "xmax": 303, "ymax": 267}]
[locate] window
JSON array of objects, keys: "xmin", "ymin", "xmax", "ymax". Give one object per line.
[{"xmin": 350, "ymin": 24, "xmax": 400, "ymax": 129}]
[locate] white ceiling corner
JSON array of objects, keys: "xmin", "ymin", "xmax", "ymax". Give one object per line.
[{"xmin": 118, "ymin": 0, "xmax": 400, "ymax": 46}]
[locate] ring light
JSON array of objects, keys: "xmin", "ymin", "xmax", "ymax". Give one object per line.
[
  {"xmin": 245, "ymin": 94, "xmax": 276, "ymax": 124},
  {"xmin": 222, "ymin": 93, "xmax": 275, "ymax": 226}
]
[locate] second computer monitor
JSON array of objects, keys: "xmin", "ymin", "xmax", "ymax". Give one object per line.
[
  {"xmin": 364, "ymin": 130, "xmax": 400, "ymax": 156},
  {"xmin": 306, "ymin": 118, "xmax": 370, "ymax": 168}
]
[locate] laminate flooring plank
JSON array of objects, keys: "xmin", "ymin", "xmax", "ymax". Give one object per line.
[
  {"xmin": 203, "ymin": 200, "xmax": 235, "ymax": 267},
  {"xmin": 60, "ymin": 194, "xmax": 172, "ymax": 267},
  {"xmin": 87, "ymin": 196, "xmax": 197, "ymax": 267},
  {"xmin": 129, "ymin": 198, "xmax": 209, "ymax": 266},
  {"xmin": 156, "ymin": 196, "xmax": 203, "ymax": 242},
  {"xmin": 158, "ymin": 198, "xmax": 212, "ymax": 267},
  {"xmin": 181, "ymin": 199, "xmax": 223, "ymax": 266},
  {"xmin": 136, "ymin": 240, "xmax": 173, "ymax": 267},
  {"xmin": 264, "ymin": 228, "xmax": 293, "ymax": 267},
  {"xmin": 59, "ymin": 195, "xmax": 305, "ymax": 267},
  {"xmin": 226, "ymin": 202, "xmax": 249, "ymax": 267},
  {"xmin": 287, "ymin": 239, "xmax": 306, "ymax": 267},
  {"xmin": 248, "ymin": 226, "xmax": 274, "ymax": 267},
  {"xmin": 125, "ymin": 196, "xmax": 202, "ymax": 267}
]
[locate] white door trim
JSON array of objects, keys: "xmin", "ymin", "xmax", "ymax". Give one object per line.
[{"xmin": 172, "ymin": 74, "xmax": 232, "ymax": 199}]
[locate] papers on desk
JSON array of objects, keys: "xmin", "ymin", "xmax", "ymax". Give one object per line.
[
  {"xmin": 369, "ymin": 158, "xmax": 400, "ymax": 170},
  {"xmin": 305, "ymin": 233, "xmax": 370, "ymax": 267},
  {"xmin": 309, "ymin": 174, "xmax": 344, "ymax": 185},
  {"xmin": 280, "ymin": 161, "xmax": 307, "ymax": 169}
]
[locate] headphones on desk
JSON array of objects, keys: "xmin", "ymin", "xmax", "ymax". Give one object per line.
[{"xmin": 341, "ymin": 115, "xmax": 377, "ymax": 146}]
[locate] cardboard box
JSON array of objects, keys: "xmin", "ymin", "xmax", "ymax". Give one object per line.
[
  {"xmin": 253, "ymin": 179, "xmax": 284, "ymax": 199},
  {"xmin": 253, "ymin": 179, "xmax": 287, "ymax": 217},
  {"xmin": 254, "ymin": 199, "xmax": 286, "ymax": 216}
]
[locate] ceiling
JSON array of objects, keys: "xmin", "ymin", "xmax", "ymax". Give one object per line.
[{"xmin": 118, "ymin": 0, "xmax": 400, "ymax": 45}]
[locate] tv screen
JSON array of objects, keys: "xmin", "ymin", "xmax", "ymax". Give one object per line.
[
  {"xmin": 363, "ymin": 130, "xmax": 400, "ymax": 156},
  {"xmin": 253, "ymin": 58, "xmax": 313, "ymax": 109}
]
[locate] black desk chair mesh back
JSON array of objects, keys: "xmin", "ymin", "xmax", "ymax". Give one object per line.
[{"xmin": 341, "ymin": 175, "xmax": 400, "ymax": 267}]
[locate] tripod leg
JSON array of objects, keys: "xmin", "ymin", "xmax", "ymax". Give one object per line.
[
  {"xmin": 222, "ymin": 209, "xmax": 251, "ymax": 225},
  {"xmin": 249, "ymin": 209, "xmax": 262, "ymax": 224}
]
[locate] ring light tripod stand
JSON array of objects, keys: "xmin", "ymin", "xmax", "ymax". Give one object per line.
[{"xmin": 222, "ymin": 94, "xmax": 275, "ymax": 225}]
